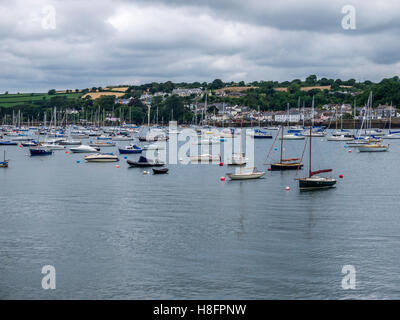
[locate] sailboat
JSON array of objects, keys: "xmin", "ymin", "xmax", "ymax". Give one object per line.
[
  {"xmin": 227, "ymin": 115, "xmax": 266, "ymax": 180},
  {"xmin": 270, "ymin": 125, "xmax": 303, "ymax": 171},
  {"xmin": 297, "ymin": 97, "xmax": 337, "ymax": 190},
  {"xmin": 0, "ymin": 151, "xmax": 9, "ymax": 168},
  {"xmin": 279, "ymin": 103, "xmax": 305, "ymax": 140},
  {"xmin": 384, "ymin": 102, "xmax": 400, "ymax": 139}
]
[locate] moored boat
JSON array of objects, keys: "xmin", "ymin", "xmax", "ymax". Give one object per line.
[
  {"xmin": 29, "ymin": 147, "xmax": 53, "ymax": 156},
  {"xmin": 127, "ymin": 156, "xmax": 165, "ymax": 167},
  {"xmin": 358, "ymin": 144, "xmax": 390, "ymax": 152},
  {"xmin": 70, "ymin": 145, "xmax": 100, "ymax": 153},
  {"xmin": 118, "ymin": 145, "xmax": 143, "ymax": 154},
  {"xmin": 85, "ymin": 153, "xmax": 119, "ymax": 162}
]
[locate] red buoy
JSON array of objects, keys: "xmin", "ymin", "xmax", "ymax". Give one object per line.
[
  {"xmin": 116, "ymin": 165, "xmax": 120, "ymax": 168},
  {"xmin": 285, "ymin": 186, "xmax": 290, "ymax": 191},
  {"xmin": 267, "ymin": 168, "xmax": 271, "ymax": 171},
  {"xmin": 339, "ymin": 174, "xmax": 343, "ymax": 179},
  {"xmin": 220, "ymin": 176, "xmax": 225, "ymax": 181},
  {"xmin": 348, "ymin": 150, "xmax": 352, "ymax": 153},
  {"xmin": 219, "ymin": 162, "xmax": 223, "ymax": 167},
  {"xmin": 65, "ymin": 151, "xmax": 69, "ymax": 154}
]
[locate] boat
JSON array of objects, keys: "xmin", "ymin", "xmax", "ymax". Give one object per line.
[
  {"xmin": 279, "ymin": 132, "xmax": 305, "ymax": 140},
  {"xmin": 29, "ymin": 147, "xmax": 53, "ymax": 156},
  {"xmin": 385, "ymin": 131, "xmax": 400, "ymax": 139},
  {"xmin": 127, "ymin": 156, "xmax": 165, "ymax": 167},
  {"xmin": 226, "ymin": 114, "xmax": 266, "ymax": 180},
  {"xmin": 189, "ymin": 154, "xmax": 221, "ymax": 162},
  {"xmin": 251, "ymin": 129, "xmax": 273, "ymax": 139},
  {"xmin": 297, "ymin": 97, "xmax": 337, "ymax": 191},
  {"xmin": 227, "ymin": 153, "xmax": 248, "ymax": 165},
  {"xmin": 152, "ymin": 168, "xmax": 169, "ymax": 174},
  {"xmin": 85, "ymin": 153, "xmax": 119, "ymax": 162},
  {"xmin": 142, "ymin": 143, "xmax": 165, "ymax": 151},
  {"xmin": 227, "ymin": 167, "xmax": 267, "ymax": 180},
  {"xmin": 40, "ymin": 143, "xmax": 66, "ymax": 150},
  {"xmin": 0, "ymin": 151, "xmax": 9, "ymax": 167},
  {"xmin": 58, "ymin": 140, "xmax": 82, "ymax": 145},
  {"xmin": 0, "ymin": 141, "xmax": 18, "ymax": 146},
  {"xmin": 112, "ymin": 135, "xmax": 134, "ymax": 141},
  {"xmin": 270, "ymin": 125, "xmax": 303, "ymax": 171},
  {"xmin": 21, "ymin": 141, "xmax": 38, "ymax": 147},
  {"xmin": 327, "ymin": 135, "xmax": 354, "ymax": 141},
  {"xmin": 69, "ymin": 145, "xmax": 100, "ymax": 153},
  {"xmin": 89, "ymin": 141, "xmax": 116, "ymax": 147},
  {"xmin": 118, "ymin": 145, "xmax": 143, "ymax": 154},
  {"xmin": 358, "ymin": 144, "xmax": 390, "ymax": 152}
]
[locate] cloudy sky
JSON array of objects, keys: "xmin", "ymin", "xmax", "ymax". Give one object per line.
[{"xmin": 1, "ymin": 0, "xmax": 400, "ymax": 92}]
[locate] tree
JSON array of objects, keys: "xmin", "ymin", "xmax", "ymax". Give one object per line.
[
  {"xmin": 210, "ymin": 79, "xmax": 224, "ymax": 90},
  {"xmin": 48, "ymin": 89, "xmax": 56, "ymax": 95},
  {"xmin": 305, "ymin": 75, "xmax": 317, "ymax": 85}
]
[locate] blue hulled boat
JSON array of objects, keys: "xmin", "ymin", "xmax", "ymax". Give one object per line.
[
  {"xmin": 29, "ymin": 148, "xmax": 53, "ymax": 156},
  {"xmin": 119, "ymin": 145, "xmax": 143, "ymax": 154}
]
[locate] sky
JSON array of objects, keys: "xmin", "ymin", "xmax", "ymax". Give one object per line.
[{"xmin": 1, "ymin": 0, "xmax": 400, "ymax": 92}]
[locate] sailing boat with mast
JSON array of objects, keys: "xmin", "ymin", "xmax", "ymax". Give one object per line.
[
  {"xmin": 0, "ymin": 150, "xmax": 9, "ymax": 168},
  {"xmin": 297, "ymin": 97, "xmax": 337, "ymax": 190},
  {"xmin": 270, "ymin": 124, "xmax": 303, "ymax": 171},
  {"xmin": 385, "ymin": 102, "xmax": 400, "ymax": 139},
  {"xmin": 227, "ymin": 115, "xmax": 266, "ymax": 179}
]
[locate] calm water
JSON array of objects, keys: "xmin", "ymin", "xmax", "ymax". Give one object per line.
[{"xmin": 1, "ymin": 130, "xmax": 400, "ymax": 299}]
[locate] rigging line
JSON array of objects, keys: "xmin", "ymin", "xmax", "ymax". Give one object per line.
[
  {"xmin": 263, "ymin": 126, "xmax": 281, "ymax": 165},
  {"xmin": 294, "ymin": 135, "xmax": 308, "ymax": 179}
]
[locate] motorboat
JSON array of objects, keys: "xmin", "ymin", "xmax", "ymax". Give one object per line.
[
  {"xmin": 248, "ymin": 129, "xmax": 273, "ymax": 139},
  {"xmin": 127, "ymin": 156, "xmax": 165, "ymax": 167},
  {"xmin": 89, "ymin": 141, "xmax": 116, "ymax": 147},
  {"xmin": 112, "ymin": 135, "xmax": 134, "ymax": 141},
  {"xmin": 118, "ymin": 145, "xmax": 143, "ymax": 154},
  {"xmin": 85, "ymin": 153, "xmax": 119, "ymax": 162},
  {"xmin": 358, "ymin": 144, "xmax": 390, "ymax": 152},
  {"xmin": 58, "ymin": 140, "xmax": 82, "ymax": 145},
  {"xmin": 21, "ymin": 141, "xmax": 38, "ymax": 147},
  {"xmin": 29, "ymin": 147, "xmax": 53, "ymax": 156},
  {"xmin": 70, "ymin": 145, "xmax": 100, "ymax": 153},
  {"xmin": 384, "ymin": 130, "xmax": 400, "ymax": 139},
  {"xmin": 40, "ymin": 143, "xmax": 66, "ymax": 150}
]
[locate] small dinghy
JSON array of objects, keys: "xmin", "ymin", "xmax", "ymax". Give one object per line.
[
  {"xmin": 152, "ymin": 168, "xmax": 169, "ymax": 174},
  {"xmin": 127, "ymin": 156, "xmax": 165, "ymax": 167}
]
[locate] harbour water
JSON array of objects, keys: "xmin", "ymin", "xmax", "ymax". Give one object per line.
[{"xmin": 1, "ymin": 130, "xmax": 400, "ymax": 299}]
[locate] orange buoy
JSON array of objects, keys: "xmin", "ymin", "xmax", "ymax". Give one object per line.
[
  {"xmin": 116, "ymin": 165, "xmax": 120, "ymax": 168},
  {"xmin": 220, "ymin": 176, "xmax": 225, "ymax": 181}
]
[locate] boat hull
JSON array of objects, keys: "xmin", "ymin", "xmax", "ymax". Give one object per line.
[
  {"xmin": 298, "ymin": 178, "xmax": 336, "ymax": 190},
  {"xmin": 127, "ymin": 160, "xmax": 165, "ymax": 167},
  {"xmin": 270, "ymin": 163, "xmax": 303, "ymax": 171},
  {"xmin": 227, "ymin": 172, "xmax": 266, "ymax": 180},
  {"xmin": 30, "ymin": 149, "xmax": 53, "ymax": 156},
  {"xmin": 119, "ymin": 149, "xmax": 142, "ymax": 154}
]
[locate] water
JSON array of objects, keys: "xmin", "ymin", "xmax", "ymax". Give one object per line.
[{"xmin": 1, "ymin": 132, "xmax": 400, "ymax": 299}]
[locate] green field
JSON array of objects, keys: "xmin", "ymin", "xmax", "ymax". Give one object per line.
[{"xmin": 0, "ymin": 92, "xmax": 83, "ymax": 107}]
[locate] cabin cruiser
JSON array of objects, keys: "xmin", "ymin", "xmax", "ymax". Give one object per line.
[
  {"xmin": 89, "ymin": 141, "xmax": 116, "ymax": 147},
  {"xmin": 118, "ymin": 145, "xmax": 143, "ymax": 154},
  {"xmin": 69, "ymin": 145, "xmax": 100, "ymax": 153}
]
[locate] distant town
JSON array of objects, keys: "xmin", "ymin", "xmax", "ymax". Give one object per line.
[{"xmin": 1, "ymin": 75, "xmax": 400, "ymax": 127}]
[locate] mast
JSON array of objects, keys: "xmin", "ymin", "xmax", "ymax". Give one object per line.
[
  {"xmin": 309, "ymin": 97, "xmax": 314, "ymax": 178},
  {"xmin": 280, "ymin": 123, "xmax": 284, "ymax": 163}
]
